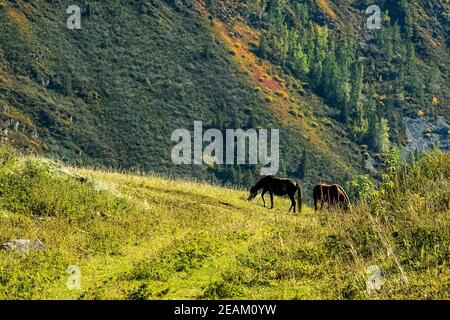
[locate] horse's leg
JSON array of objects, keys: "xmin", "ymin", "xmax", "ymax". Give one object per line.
[
  {"xmin": 288, "ymin": 193, "xmax": 295, "ymax": 213},
  {"xmin": 320, "ymin": 191, "xmax": 324, "ymax": 209},
  {"xmin": 320, "ymin": 186, "xmax": 325, "ymax": 210},
  {"xmin": 337, "ymin": 193, "xmax": 341, "ymax": 209},
  {"xmin": 261, "ymin": 189, "xmax": 267, "ymax": 208},
  {"xmin": 333, "ymin": 189, "xmax": 339, "ymax": 209},
  {"xmin": 269, "ymin": 191, "xmax": 274, "ymax": 209},
  {"xmin": 327, "ymin": 188, "xmax": 331, "ymax": 209}
]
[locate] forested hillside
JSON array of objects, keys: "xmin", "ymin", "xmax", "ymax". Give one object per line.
[{"xmin": 1, "ymin": 0, "xmax": 449, "ymax": 192}]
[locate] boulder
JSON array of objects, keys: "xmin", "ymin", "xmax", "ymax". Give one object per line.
[{"xmin": 0, "ymin": 239, "xmax": 46, "ymax": 254}]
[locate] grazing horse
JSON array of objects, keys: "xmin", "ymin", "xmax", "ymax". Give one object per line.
[
  {"xmin": 313, "ymin": 184, "xmax": 351, "ymax": 212},
  {"xmin": 248, "ymin": 176, "xmax": 302, "ymax": 213}
]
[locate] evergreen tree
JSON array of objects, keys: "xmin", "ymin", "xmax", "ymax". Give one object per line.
[
  {"xmin": 392, "ymin": 23, "xmax": 404, "ymax": 61},
  {"xmin": 406, "ymin": 40, "xmax": 415, "ymax": 67},
  {"xmin": 399, "ymin": 0, "xmax": 413, "ymax": 40},
  {"xmin": 295, "ymin": 150, "xmax": 308, "ymax": 180},
  {"xmin": 246, "ymin": 109, "xmax": 257, "ymax": 129},
  {"xmin": 368, "ymin": 113, "xmax": 390, "ymax": 153},
  {"xmin": 428, "ymin": 64, "xmax": 442, "ymax": 97},
  {"xmin": 383, "ymin": 24, "xmax": 394, "ymax": 63},
  {"xmin": 63, "ymin": 73, "xmax": 73, "ymax": 96},
  {"xmin": 350, "ymin": 62, "xmax": 365, "ymax": 131},
  {"xmin": 292, "ymin": 49, "xmax": 309, "ymax": 78},
  {"xmin": 406, "ymin": 64, "xmax": 425, "ymax": 99},
  {"xmin": 378, "ymin": 117, "xmax": 390, "ymax": 153},
  {"xmin": 278, "ymin": 158, "xmax": 287, "ymax": 177},
  {"xmin": 321, "ymin": 50, "xmax": 339, "ymax": 103}
]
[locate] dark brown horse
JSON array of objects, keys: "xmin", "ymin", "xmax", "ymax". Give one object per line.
[
  {"xmin": 313, "ymin": 184, "xmax": 351, "ymax": 212},
  {"xmin": 248, "ymin": 176, "xmax": 302, "ymax": 213}
]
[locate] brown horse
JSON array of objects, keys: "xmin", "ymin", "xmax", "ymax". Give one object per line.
[
  {"xmin": 248, "ymin": 176, "xmax": 302, "ymax": 213},
  {"xmin": 313, "ymin": 184, "xmax": 351, "ymax": 212}
]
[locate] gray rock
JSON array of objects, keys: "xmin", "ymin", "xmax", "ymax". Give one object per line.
[
  {"xmin": 1, "ymin": 239, "xmax": 46, "ymax": 254},
  {"xmin": 403, "ymin": 116, "xmax": 450, "ymax": 157}
]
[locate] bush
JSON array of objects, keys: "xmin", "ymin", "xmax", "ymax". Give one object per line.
[
  {"xmin": 126, "ymin": 283, "xmax": 152, "ymax": 300},
  {"xmin": 200, "ymin": 279, "xmax": 241, "ymax": 299},
  {"xmin": 0, "ymin": 149, "xmax": 129, "ymax": 221}
]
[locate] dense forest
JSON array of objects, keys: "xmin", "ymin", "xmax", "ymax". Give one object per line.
[{"xmin": 248, "ymin": 0, "xmax": 446, "ymax": 149}]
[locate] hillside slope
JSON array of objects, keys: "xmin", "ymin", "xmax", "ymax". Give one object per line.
[
  {"xmin": 0, "ymin": 147, "xmax": 448, "ymax": 299},
  {"xmin": 1, "ymin": 0, "xmax": 449, "ymax": 192},
  {"xmin": 0, "ymin": 0, "xmax": 363, "ymax": 191}
]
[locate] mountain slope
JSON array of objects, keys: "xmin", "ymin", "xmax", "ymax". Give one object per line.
[
  {"xmin": 0, "ymin": 0, "xmax": 449, "ymax": 191},
  {"xmin": 0, "ymin": 0, "xmax": 363, "ymax": 190}
]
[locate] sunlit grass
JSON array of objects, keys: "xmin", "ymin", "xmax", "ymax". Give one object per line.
[{"xmin": 0, "ymin": 147, "xmax": 448, "ymax": 299}]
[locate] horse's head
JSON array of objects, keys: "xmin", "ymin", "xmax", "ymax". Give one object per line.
[
  {"xmin": 343, "ymin": 201, "xmax": 352, "ymax": 211},
  {"xmin": 247, "ymin": 185, "xmax": 259, "ymax": 201},
  {"xmin": 339, "ymin": 190, "xmax": 351, "ymax": 211}
]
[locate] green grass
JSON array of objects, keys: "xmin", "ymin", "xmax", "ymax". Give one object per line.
[{"xmin": 0, "ymin": 147, "xmax": 449, "ymax": 299}]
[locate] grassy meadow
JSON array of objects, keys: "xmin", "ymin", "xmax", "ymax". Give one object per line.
[{"xmin": 0, "ymin": 146, "xmax": 449, "ymax": 300}]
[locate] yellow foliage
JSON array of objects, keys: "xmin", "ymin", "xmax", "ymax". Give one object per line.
[
  {"xmin": 315, "ymin": 0, "xmax": 338, "ymax": 21},
  {"xmin": 5, "ymin": 7, "xmax": 29, "ymax": 32}
]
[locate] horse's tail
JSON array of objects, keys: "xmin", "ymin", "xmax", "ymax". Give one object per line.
[{"xmin": 297, "ymin": 184, "xmax": 303, "ymax": 213}]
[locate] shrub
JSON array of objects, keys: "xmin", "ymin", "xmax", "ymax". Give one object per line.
[
  {"xmin": 200, "ymin": 279, "xmax": 241, "ymax": 299},
  {"xmin": 126, "ymin": 283, "xmax": 152, "ymax": 300}
]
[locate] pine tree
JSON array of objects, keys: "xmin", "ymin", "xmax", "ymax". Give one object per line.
[
  {"xmin": 258, "ymin": 33, "xmax": 268, "ymax": 59},
  {"xmin": 336, "ymin": 37, "xmax": 354, "ymax": 121},
  {"xmin": 399, "ymin": 0, "xmax": 413, "ymax": 40},
  {"xmin": 231, "ymin": 110, "xmax": 240, "ymax": 128},
  {"xmin": 378, "ymin": 117, "xmax": 390, "ymax": 153},
  {"xmin": 321, "ymin": 51, "xmax": 339, "ymax": 103},
  {"xmin": 406, "ymin": 64, "xmax": 425, "ymax": 99},
  {"xmin": 278, "ymin": 158, "xmax": 287, "ymax": 177},
  {"xmin": 293, "ymin": 1, "xmax": 308, "ymax": 26},
  {"xmin": 428, "ymin": 64, "xmax": 441, "ymax": 97},
  {"xmin": 382, "ymin": 24, "xmax": 394, "ymax": 63},
  {"xmin": 368, "ymin": 113, "xmax": 390, "ymax": 153},
  {"xmin": 292, "ymin": 49, "xmax": 309, "ymax": 78},
  {"xmin": 295, "ymin": 150, "xmax": 307, "ymax": 180},
  {"xmin": 246, "ymin": 109, "xmax": 256, "ymax": 129},
  {"xmin": 350, "ymin": 62, "xmax": 365, "ymax": 131},
  {"xmin": 406, "ymin": 40, "xmax": 415, "ymax": 67},
  {"xmin": 63, "ymin": 73, "xmax": 73, "ymax": 96},
  {"xmin": 392, "ymin": 23, "xmax": 404, "ymax": 64}
]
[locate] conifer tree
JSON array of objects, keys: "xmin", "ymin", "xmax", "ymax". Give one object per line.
[
  {"xmin": 350, "ymin": 62, "xmax": 365, "ymax": 131},
  {"xmin": 368, "ymin": 113, "xmax": 390, "ymax": 153},
  {"xmin": 428, "ymin": 64, "xmax": 442, "ymax": 97},
  {"xmin": 295, "ymin": 150, "xmax": 308, "ymax": 180}
]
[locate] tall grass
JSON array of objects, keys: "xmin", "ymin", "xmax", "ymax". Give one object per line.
[{"xmin": 0, "ymin": 147, "xmax": 448, "ymax": 299}]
